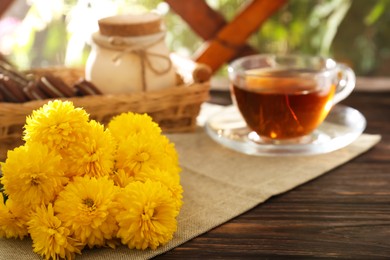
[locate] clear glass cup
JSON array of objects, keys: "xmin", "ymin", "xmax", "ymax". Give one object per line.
[{"xmin": 228, "ymin": 54, "xmax": 356, "ymax": 143}]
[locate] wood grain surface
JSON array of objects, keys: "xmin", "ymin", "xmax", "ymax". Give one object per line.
[{"xmin": 156, "ymin": 80, "xmax": 390, "ymax": 259}]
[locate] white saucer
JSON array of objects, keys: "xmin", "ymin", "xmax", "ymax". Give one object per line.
[{"xmin": 205, "ymin": 105, "xmax": 366, "ymax": 156}]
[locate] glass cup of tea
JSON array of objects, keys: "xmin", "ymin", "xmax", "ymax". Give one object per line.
[{"xmin": 228, "ymin": 54, "xmax": 356, "ymax": 144}]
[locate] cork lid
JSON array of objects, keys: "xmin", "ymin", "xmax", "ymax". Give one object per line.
[{"xmin": 98, "ymin": 13, "xmax": 163, "ymax": 37}]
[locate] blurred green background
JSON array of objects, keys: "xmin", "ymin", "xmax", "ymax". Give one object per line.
[{"xmin": 1, "ymin": 0, "xmax": 389, "ymax": 77}]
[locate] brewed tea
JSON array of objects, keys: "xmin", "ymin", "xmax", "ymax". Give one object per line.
[{"xmin": 231, "ymin": 68, "xmax": 336, "ymax": 140}]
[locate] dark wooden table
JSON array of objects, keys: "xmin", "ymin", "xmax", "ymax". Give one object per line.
[{"xmin": 157, "ymin": 78, "xmax": 390, "ymax": 259}]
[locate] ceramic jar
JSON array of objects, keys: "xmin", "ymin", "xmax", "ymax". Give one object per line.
[{"xmin": 85, "ymin": 13, "xmax": 176, "ymax": 94}]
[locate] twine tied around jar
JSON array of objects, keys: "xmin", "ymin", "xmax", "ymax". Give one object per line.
[{"xmin": 92, "ymin": 32, "xmax": 172, "ymax": 91}]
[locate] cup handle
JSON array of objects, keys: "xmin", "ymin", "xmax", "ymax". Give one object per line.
[{"xmin": 333, "ymin": 64, "xmax": 356, "ymax": 104}]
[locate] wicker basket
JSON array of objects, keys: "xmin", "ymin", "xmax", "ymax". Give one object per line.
[{"xmin": 0, "ymin": 57, "xmax": 211, "ymax": 160}]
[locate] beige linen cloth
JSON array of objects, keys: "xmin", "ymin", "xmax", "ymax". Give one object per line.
[{"xmin": 0, "ymin": 105, "xmax": 381, "ymax": 259}]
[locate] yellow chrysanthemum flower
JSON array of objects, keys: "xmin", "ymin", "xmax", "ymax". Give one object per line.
[
  {"xmin": 1, "ymin": 142, "xmax": 68, "ymax": 209},
  {"xmin": 28, "ymin": 203, "xmax": 82, "ymax": 260},
  {"xmin": 136, "ymin": 168, "xmax": 183, "ymax": 211},
  {"xmin": 111, "ymin": 168, "xmax": 183, "ymax": 210},
  {"xmin": 23, "ymin": 100, "xmax": 90, "ymax": 152},
  {"xmin": 115, "ymin": 133, "xmax": 176, "ymax": 175},
  {"xmin": 54, "ymin": 176, "xmax": 119, "ymax": 248},
  {"xmin": 64, "ymin": 120, "xmax": 116, "ymax": 178},
  {"xmin": 116, "ymin": 180, "xmax": 179, "ymax": 250},
  {"xmin": 0, "ymin": 194, "xmax": 30, "ymax": 239},
  {"xmin": 108, "ymin": 112, "xmax": 161, "ymax": 142}
]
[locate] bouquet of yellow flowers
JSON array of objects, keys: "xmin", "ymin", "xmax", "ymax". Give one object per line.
[{"xmin": 0, "ymin": 100, "xmax": 183, "ymax": 259}]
